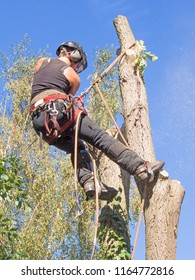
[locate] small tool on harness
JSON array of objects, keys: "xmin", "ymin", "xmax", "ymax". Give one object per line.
[
  {"xmin": 30, "ymin": 93, "xmax": 87, "ymax": 145},
  {"xmin": 44, "ymin": 101, "xmax": 61, "ymax": 138}
]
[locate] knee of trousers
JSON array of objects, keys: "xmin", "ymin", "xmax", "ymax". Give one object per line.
[{"xmin": 106, "ymin": 141, "xmax": 144, "ymax": 174}]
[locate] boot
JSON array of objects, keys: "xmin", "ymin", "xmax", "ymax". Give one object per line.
[
  {"xmin": 134, "ymin": 160, "xmax": 165, "ymax": 184},
  {"xmin": 83, "ymin": 179, "xmax": 118, "ymax": 201}
]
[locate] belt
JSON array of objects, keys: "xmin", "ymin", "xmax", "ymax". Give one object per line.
[{"xmin": 29, "ymin": 94, "xmax": 69, "ymax": 113}]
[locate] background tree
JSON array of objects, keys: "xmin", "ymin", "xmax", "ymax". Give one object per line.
[
  {"xmin": 0, "ymin": 36, "xmax": 96, "ymax": 260},
  {"xmin": 0, "ymin": 155, "xmax": 30, "ymax": 259}
]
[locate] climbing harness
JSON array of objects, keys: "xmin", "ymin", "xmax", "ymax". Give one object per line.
[
  {"xmin": 44, "ymin": 100, "xmax": 61, "ymax": 138},
  {"xmin": 30, "ymin": 93, "xmax": 86, "ymax": 144}
]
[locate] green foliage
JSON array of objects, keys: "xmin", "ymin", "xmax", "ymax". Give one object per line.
[
  {"xmin": 134, "ymin": 40, "xmax": 158, "ymax": 76},
  {"xmin": 0, "ymin": 155, "xmax": 30, "ymax": 209},
  {"xmin": 0, "ymin": 35, "xmax": 95, "ymax": 260},
  {"xmin": 98, "ymin": 190, "xmax": 131, "ymax": 260},
  {"xmin": 0, "ymin": 155, "xmax": 30, "ymax": 259}
]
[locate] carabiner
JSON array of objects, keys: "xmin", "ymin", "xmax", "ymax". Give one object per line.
[{"xmin": 47, "ymin": 101, "xmax": 58, "ymax": 116}]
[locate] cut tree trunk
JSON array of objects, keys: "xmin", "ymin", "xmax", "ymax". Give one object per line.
[{"xmin": 113, "ymin": 15, "xmax": 185, "ymax": 259}]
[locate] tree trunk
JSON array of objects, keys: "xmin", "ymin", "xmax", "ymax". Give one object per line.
[
  {"xmin": 95, "ymin": 127, "xmax": 131, "ymax": 260},
  {"xmin": 113, "ymin": 15, "xmax": 185, "ymax": 259}
]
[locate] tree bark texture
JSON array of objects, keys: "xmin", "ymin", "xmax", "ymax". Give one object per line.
[
  {"xmin": 95, "ymin": 127, "xmax": 131, "ymax": 259},
  {"xmin": 113, "ymin": 15, "xmax": 185, "ymax": 259}
]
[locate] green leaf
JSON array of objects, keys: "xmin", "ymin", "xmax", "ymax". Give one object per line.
[
  {"xmin": 0, "ymin": 174, "xmax": 9, "ymax": 181},
  {"xmin": 145, "ymin": 51, "xmax": 158, "ymax": 61}
]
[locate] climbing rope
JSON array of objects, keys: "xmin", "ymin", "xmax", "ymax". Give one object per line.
[
  {"xmin": 94, "ymin": 80, "xmax": 146, "ymax": 260},
  {"xmin": 74, "ymin": 111, "xmax": 99, "ymax": 260},
  {"xmin": 79, "ymin": 42, "xmax": 136, "ymax": 99},
  {"xmin": 74, "ymin": 110, "xmax": 83, "ymax": 212},
  {"xmin": 94, "ymin": 83, "xmax": 129, "ymax": 148},
  {"xmin": 131, "ymin": 183, "xmax": 147, "ymax": 260},
  {"xmin": 73, "ymin": 107, "xmax": 99, "ymax": 258},
  {"xmin": 90, "ymin": 148, "xmax": 99, "ymax": 260}
]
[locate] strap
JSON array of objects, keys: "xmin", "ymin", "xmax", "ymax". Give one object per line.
[
  {"xmin": 42, "ymin": 96, "xmax": 87, "ymax": 144},
  {"xmin": 44, "ymin": 111, "xmax": 61, "ymax": 138},
  {"xmin": 29, "ymin": 94, "xmax": 69, "ymax": 113},
  {"xmin": 44, "ymin": 106, "xmax": 86, "ymax": 145}
]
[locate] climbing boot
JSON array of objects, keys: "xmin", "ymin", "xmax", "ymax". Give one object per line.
[
  {"xmin": 134, "ymin": 160, "xmax": 165, "ymax": 184},
  {"xmin": 84, "ymin": 179, "xmax": 118, "ymax": 201},
  {"xmin": 84, "ymin": 179, "xmax": 101, "ymax": 200},
  {"xmin": 99, "ymin": 182, "xmax": 118, "ymax": 201}
]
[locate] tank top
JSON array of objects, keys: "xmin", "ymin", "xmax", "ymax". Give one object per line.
[{"xmin": 31, "ymin": 58, "xmax": 70, "ymax": 100}]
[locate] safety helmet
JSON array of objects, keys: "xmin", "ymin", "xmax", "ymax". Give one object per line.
[{"xmin": 56, "ymin": 41, "xmax": 87, "ymax": 73}]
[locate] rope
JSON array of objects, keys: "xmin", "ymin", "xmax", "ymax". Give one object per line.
[
  {"xmin": 95, "ymin": 83, "xmax": 129, "ymax": 148},
  {"xmin": 80, "ymin": 41, "xmax": 136, "ymax": 99},
  {"xmin": 131, "ymin": 183, "xmax": 147, "ymax": 260},
  {"xmin": 93, "ymin": 81, "xmax": 147, "ymax": 260},
  {"xmin": 74, "ymin": 110, "xmax": 83, "ymax": 211},
  {"xmin": 90, "ymin": 148, "xmax": 99, "ymax": 260},
  {"xmin": 74, "ymin": 111, "xmax": 99, "ymax": 260}
]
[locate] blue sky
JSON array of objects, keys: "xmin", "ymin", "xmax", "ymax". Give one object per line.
[{"xmin": 0, "ymin": 0, "xmax": 194, "ymax": 260}]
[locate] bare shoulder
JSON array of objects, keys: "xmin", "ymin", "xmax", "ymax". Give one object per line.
[
  {"xmin": 63, "ymin": 66, "xmax": 80, "ymax": 84},
  {"xmin": 34, "ymin": 57, "xmax": 48, "ymax": 73},
  {"xmin": 63, "ymin": 66, "xmax": 80, "ymax": 95}
]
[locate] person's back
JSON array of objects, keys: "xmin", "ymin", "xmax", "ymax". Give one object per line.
[{"xmin": 31, "ymin": 58, "xmax": 70, "ymax": 100}]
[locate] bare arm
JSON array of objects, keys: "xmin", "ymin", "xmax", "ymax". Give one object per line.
[{"xmin": 63, "ymin": 67, "xmax": 80, "ymax": 96}]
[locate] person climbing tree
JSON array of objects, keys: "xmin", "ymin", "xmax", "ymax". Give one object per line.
[{"xmin": 30, "ymin": 40, "xmax": 165, "ymax": 201}]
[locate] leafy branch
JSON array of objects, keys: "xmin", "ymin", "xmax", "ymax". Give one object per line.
[{"xmin": 134, "ymin": 40, "xmax": 158, "ymax": 76}]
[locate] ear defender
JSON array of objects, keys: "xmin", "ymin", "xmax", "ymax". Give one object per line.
[
  {"xmin": 69, "ymin": 49, "xmax": 82, "ymax": 62},
  {"xmin": 56, "ymin": 41, "xmax": 87, "ymax": 73}
]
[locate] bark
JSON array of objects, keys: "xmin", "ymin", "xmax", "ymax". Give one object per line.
[
  {"xmin": 113, "ymin": 15, "xmax": 185, "ymax": 259},
  {"xmin": 95, "ymin": 127, "xmax": 131, "ymax": 260}
]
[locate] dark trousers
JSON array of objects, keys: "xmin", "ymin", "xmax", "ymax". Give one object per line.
[{"xmin": 32, "ymin": 110, "xmax": 144, "ymax": 186}]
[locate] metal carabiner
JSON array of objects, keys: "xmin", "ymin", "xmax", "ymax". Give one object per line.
[{"xmin": 47, "ymin": 101, "xmax": 58, "ymax": 116}]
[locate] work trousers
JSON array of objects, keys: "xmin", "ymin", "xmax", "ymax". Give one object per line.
[{"xmin": 32, "ymin": 109, "xmax": 144, "ymax": 186}]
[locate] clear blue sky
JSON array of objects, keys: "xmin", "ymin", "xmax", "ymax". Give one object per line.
[{"xmin": 0, "ymin": 0, "xmax": 194, "ymax": 260}]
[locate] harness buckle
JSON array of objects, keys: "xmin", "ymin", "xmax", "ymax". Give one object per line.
[{"xmin": 47, "ymin": 101, "xmax": 58, "ymax": 116}]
